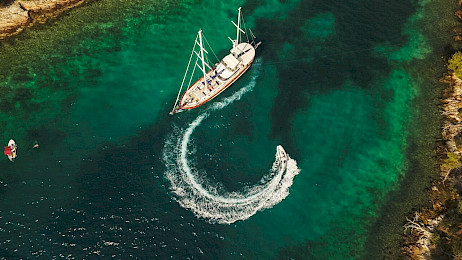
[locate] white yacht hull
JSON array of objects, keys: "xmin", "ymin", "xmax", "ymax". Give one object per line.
[{"xmin": 173, "ymin": 42, "xmax": 257, "ymax": 113}]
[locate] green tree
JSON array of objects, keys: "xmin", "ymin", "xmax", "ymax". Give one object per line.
[{"xmin": 449, "ymin": 52, "xmax": 462, "ymax": 78}]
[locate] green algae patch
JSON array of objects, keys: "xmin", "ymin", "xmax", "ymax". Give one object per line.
[
  {"xmin": 251, "ymin": 0, "xmax": 301, "ymax": 21},
  {"xmin": 374, "ymin": 29, "xmax": 431, "ymax": 62},
  {"xmin": 302, "ymin": 13, "xmax": 336, "ymax": 42},
  {"xmin": 280, "ymin": 42, "xmax": 295, "ymax": 60},
  {"xmin": 374, "ymin": 1, "xmax": 431, "ymax": 63}
]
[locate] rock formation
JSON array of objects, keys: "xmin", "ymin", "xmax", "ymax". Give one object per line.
[{"xmin": 0, "ymin": 0, "xmax": 86, "ymax": 40}]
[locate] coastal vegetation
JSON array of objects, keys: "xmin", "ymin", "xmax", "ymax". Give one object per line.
[
  {"xmin": 448, "ymin": 51, "xmax": 462, "ymax": 79},
  {"xmin": 443, "ymin": 152, "xmax": 462, "ymax": 179},
  {"xmin": 444, "ymin": 152, "xmax": 462, "ymax": 169}
]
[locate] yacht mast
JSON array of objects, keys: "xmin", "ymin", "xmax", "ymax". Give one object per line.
[
  {"xmin": 230, "ymin": 7, "xmax": 245, "ymax": 48},
  {"xmin": 198, "ymin": 29, "xmax": 207, "ymax": 86},
  {"xmin": 171, "ymin": 30, "xmax": 211, "ymax": 114},
  {"xmin": 236, "ymin": 7, "xmax": 241, "ymax": 46},
  {"xmin": 171, "ymin": 33, "xmax": 198, "ymax": 114}
]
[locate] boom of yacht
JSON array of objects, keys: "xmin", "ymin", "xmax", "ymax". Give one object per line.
[{"xmin": 170, "ymin": 7, "xmax": 260, "ymax": 115}]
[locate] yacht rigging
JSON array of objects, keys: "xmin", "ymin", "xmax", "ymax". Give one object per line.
[{"xmin": 170, "ymin": 7, "xmax": 260, "ymax": 115}]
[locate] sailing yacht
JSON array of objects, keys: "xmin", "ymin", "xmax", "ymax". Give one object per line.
[{"xmin": 170, "ymin": 7, "xmax": 260, "ymax": 115}]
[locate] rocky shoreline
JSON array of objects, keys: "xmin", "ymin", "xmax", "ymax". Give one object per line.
[
  {"xmin": 0, "ymin": 0, "xmax": 87, "ymax": 40},
  {"xmin": 401, "ymin": 3, "xmax": 462, "ymax": 259}
]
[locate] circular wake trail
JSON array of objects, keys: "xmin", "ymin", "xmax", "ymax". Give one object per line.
[{"xmin": 163, "ymin": 59, "xmax": 300, "ymax": 224}]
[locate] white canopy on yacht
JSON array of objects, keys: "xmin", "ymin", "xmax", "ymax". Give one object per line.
[{"xmin": 223, "ymin": 54, "xmax": 240, "ymax": 70}]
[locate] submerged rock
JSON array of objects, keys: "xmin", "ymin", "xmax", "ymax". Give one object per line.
[
  {"xmin": 20, "ymin": 0, "xmax": 85, "ymax": 22},
  {"xmin": 453, "ymin": 26, "xmax": 462, "ymax": 35},
  {"xmin": 456, "ymin": 10, "xmax": 462, "ymax": 21}
]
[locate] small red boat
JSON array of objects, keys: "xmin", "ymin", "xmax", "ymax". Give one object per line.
[{"xmin": 4, "ymin": 139, "xmax": 17, "ymax": 161}]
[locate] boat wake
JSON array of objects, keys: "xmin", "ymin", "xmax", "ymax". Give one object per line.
[{"xmin": 163, "ymin": 61, "xmax": 300, "ymax": 224}]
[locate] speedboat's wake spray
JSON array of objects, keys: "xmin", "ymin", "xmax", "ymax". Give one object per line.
[{"xmin": 163, "ymin": 60, "xmax": 300, "ymax": 224}]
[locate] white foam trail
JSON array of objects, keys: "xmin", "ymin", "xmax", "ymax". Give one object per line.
[{"xmin": 163, "ymin": 59, "xmax": 300, "ymax": 224}]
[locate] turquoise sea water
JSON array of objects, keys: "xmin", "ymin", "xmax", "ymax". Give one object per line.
[{"xmin": 0, "ymin": 0, "xmax": 453, "ymax": 258}]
